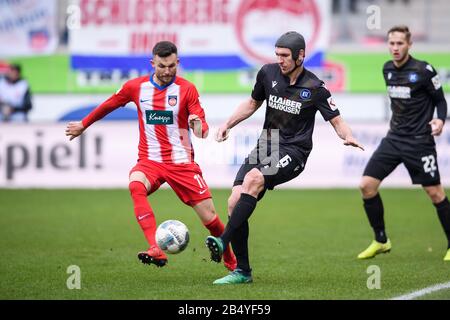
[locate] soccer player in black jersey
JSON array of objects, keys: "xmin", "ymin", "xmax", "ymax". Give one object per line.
[
  {"xmin": 205, "ymin": 31, "xmax": 364, "ymax": 284},
  {"xmin": 357, "ymin": 26, "xmax": 450, "ymax": 261}
]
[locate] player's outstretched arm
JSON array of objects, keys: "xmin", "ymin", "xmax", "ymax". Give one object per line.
[
  {"xmin": 64, "ymin": 82, "xmax": 132, "ymax": 141},
  {"xmin": 65, "ymin": 121, "xmax": 85, "ymax": 141},
  {"xmin": 216, "ymin": 98, "xmax": 263, "ymax": 142},
  {"xmin": 329, "ymin": 115, "xmax": 364, "ymax": 150}
]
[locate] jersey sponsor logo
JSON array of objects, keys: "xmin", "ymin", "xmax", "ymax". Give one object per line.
[
  {"xmin": 387, "ymin": 86, "xmax": 411, "ymax": 99},
  {"xmin": 145, "ymin": 110, "xmax": 174, "ymax": 125},
  {"xmin": 327, "ymin": 97, "xmax": 337, "ymax": 111},
  {"xmin": 272, "ymin": 81, "xmax": 278, "ymax": 88},
  {"xmin": 409, "ymin": 73, "xmax": 418, "ymax": 83},
  {"xmin": 168, "ymin": 95, "xmax": 178, "ymax": 107},
  {"xmin": 268, "ymin": 94, "xmax": 302, "ymax": 115},
  {"xmin": 140, "ymin": 98, "xmax": 151, "ymax": 103},
  {"xmin": 300, "ymin": 89, "xmax": 311, "ymax": 100},
  {"xmin": 431, "ymin": 74, "xmax": 442, "ymax": 90}
]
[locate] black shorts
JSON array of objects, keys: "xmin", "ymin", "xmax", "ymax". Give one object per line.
[
  {"xmin": 363, "ymin": 137, "xmax": 441, "ymax": 186},
  {"xmin": 233, "ymin": 146, "xmax": 308, "ymax": 200}
]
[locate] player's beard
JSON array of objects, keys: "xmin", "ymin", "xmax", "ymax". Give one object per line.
[
  {"xmin": 155, "ymin": 71, "xmax": 176, "ymax": 86},
  {"xmin": 284, "ymin": 58, "xmax": 304, "ymax": 76}
]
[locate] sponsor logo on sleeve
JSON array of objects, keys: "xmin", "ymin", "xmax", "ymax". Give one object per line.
[
  {"xmin": 431, "ymin": 74, "xmax": 442, "ymax": 90},
  {"xmin": 327, "ymin": 97, "xmax": 337, "ymax": 111}
]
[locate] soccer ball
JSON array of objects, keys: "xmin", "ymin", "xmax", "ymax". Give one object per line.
[{"xmin": 155, "ymin": 220, "xmax": 190, "ymax": 254}]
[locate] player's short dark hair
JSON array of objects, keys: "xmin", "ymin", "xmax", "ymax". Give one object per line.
[
  {"xmin": 9, "ymin": 63, "xmax": 21, "ymax": 74},
  {"xmin": 387, "ymin": 25, "xmax": 411, "ymax": 42},
  {"xmin": 152, "ymin": 41, "xmax": 178, "ymax": 58}
]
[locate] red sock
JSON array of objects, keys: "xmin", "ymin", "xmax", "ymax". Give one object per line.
[
  {"xmin": 129, "ymin": 181, "xmax": 157, "ymax": 247},
  {"xmin": 204, "ymin": 214, "xmax": 224, "ymax": 237},
  {"xmin": 204, "ymin": 215, "xmax": 236, "ymax": 263}
]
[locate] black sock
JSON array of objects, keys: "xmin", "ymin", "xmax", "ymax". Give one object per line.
[
  {"xmin": 230, "ymin": 221, "xmax": 252, "ymax": 274},
  {"xmin": 363, "ymin": 193, "xmax": 387, "ymax": 243},
  {"xmin": 221, "ymin": 193, "xmax": 257, "ymax": 248},
  {"xmin": 434, "ymin": 197, "xmax": 450, "ymax": 249}
]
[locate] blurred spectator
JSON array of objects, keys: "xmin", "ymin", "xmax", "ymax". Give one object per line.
[{"xmin": 0, "ymin": 64, "xmax": 33, "ymax": 122}]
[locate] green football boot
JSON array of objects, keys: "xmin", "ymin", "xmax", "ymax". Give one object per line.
[
  {"xmin": 205, "ymin": 236, "xmax": 224, "ymax": 263},
  {"xmin": 213, "ymin": 269, "xmax": 253, "ymax": 285}
]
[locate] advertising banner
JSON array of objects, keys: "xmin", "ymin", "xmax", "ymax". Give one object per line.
[
  {"xmin": 1, "ymin": 122, "xmax": 449, "ymax": 188},
  {"xmin": 70, "ymin": 0, "xmax": 329, "ymax": 65},
  {"xmin": 0, "ymin": 0, "xmax": 58, "ymax": 57},
  {"xmin": 68, "ymin": 0, "xmax": 345, "ymax": 91}
]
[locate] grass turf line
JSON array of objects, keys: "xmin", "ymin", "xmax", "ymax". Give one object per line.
[{"xmin": 0, "ymin": 188, "xmax": 449, "ymax": 299}]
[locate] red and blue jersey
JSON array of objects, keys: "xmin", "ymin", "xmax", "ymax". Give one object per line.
[{"xmin": 82, "ymin": 75, "xmax": 208, "ymax": 164}]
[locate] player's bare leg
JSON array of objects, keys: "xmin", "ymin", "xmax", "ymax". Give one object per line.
[
  {"xmin": 193, "ymin": 198, "xmax": 237, "ymax": 270},
  {"xmin": 360, "ymin": 176, "xmax": 381, "ymax": 199},
  {"xmin": 130, "ymin": 171, "xmax": 167, "ymax": 267},
  {"xmin": 423, "ymin": 184, "xmax": 450, "ymax": 260},
  {"xmin": 227, "ymin": 185, "xmax": 243, "ymax": 216},
  {"xmin": 358, "ymin": 176, "xmax": 392, "ymax": 259}
]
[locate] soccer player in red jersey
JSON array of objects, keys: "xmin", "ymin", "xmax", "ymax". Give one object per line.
[{"xmin": 65, "ymin": 41, "xmax": 237, "ymax": 270}]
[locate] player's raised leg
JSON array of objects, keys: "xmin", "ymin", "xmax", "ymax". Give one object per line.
[
  {"xmin": 358, "ymin": 176, "xmax": 392, "ymax": 259},
  {"xmin": 192, "ymin": 198, "xmax": 237, "ymax": 271},
  {"xmin": 227, "ymin": 185, "xmax": 251, "ymax": 274},
  {"xmin": 423, "ymin": 184, "xmax": 450, "ymax": 261},
  {"xmin": 210, "ymin": 185, "xmax": 253, "ymax": 284},
  {"xmin": 205, "ymin": 186, "xmax": 241, "ymax": 264},
  {"xmin": 129, "ymin": 171, "xmax": 167, "ymax": 267},
  {"xmin": 164, "ymin": 163, "xmax": 237, "ymax": 270},
  {"xmin": 207, "ymin": 169, "xmax": 264, "ymax": 284}
]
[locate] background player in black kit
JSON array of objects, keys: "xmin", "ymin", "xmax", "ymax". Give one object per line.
[
  {"xmin": 357, "ymin": 26, "xmax": 450, "ymax": 261},
  {"xmin": 205, "ymin": 31, "xmax": 364, "ymax": 284}
]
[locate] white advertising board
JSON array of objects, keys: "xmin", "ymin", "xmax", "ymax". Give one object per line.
[{"xmin": 1, "ymin": 122, "xmax": 449, "ymax": 188}]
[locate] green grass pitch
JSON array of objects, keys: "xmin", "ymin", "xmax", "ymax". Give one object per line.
[{"xmin": 0, "ymin": 188, "xmax": 449, "ymax": 300}]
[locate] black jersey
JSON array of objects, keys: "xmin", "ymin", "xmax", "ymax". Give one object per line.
[
  {"xmin": 383, "ymin": 56, "xmax": 447, "ymax": 140},
  {"xmin": 251, "ymin": 63, "xmax": 340, "ymax": 156}
]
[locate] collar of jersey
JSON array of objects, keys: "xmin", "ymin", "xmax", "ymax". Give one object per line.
[
  {"xmin": 393, "ymin": 55, "xmax": 412, "ymax": 70},
  {"xmin": 282, "ymin": 67, "xmax": 306, "ymax": 86},
  {"xmin": 150, "ymin": 74, "xmax": 175, "ymax": 90}
]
